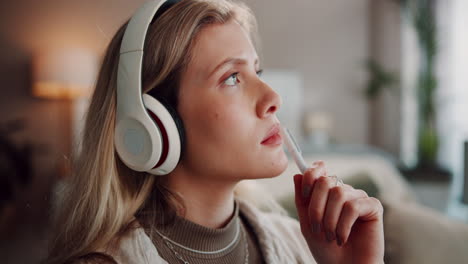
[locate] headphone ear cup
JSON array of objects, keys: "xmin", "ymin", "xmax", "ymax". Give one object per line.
[
  {"xmin": 114, "ymin": 115, "xmax": 162, "ymax": 172},
  {"xmin": 142, "ymin": 94, "xmax": 183, "ymax": 175},
  {"xmin": 157, "ymin": 98, "xmax": 186, "ymax": 154}
]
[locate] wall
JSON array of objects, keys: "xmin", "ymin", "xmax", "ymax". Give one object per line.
[
  {"xmin": 368, "ymin": 0, "xmax": 402, "ymax": 157},
  {"xmin": 0, "ymin": 0, "xmax": 140, "ymax": 179},
  {"xmin": 436, "ymin": 0, "xmax": 468, "ymax": 220},
  {"xmin": 0, "ymin": 0, "xmax": 404, "ymax": 160},
  {"xmin": 246, "ymin": 0, "xmax": 371, "ymax": 145},
  {"xmin": 0, "ymin": 36, "xmax": 72, "ymax": 179}
]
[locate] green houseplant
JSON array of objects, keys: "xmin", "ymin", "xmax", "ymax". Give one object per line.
[
  {"xmin": 400, "ymin": 0, "xmax": 450, "ymax": 180},
  {"xmin": 364, "ymin": 59, "xmax": 398, "ymax": 100},
  {"xmin": 411, "ymin": 0, "xmax": 438, "ymax": 168}
]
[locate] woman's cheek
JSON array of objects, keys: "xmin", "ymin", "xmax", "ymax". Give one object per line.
[{"xmin": 212, "ymin": 104, "xmax": 250, "ymax": 137}]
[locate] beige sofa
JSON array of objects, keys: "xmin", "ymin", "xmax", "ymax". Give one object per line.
[{"xmin": 256, "ymin": 154, "xmax": 468, "ymax": 264}]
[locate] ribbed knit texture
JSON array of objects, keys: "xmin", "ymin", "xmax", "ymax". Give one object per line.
[
  {"xmin": 94, "ymin": 199, "xmax": 316, "ymax": 264},
  {"xmin": 141, "ymin": 201, "xmax": 265, "ymax": 264}
]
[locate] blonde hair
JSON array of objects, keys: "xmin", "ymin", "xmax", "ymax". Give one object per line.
[{"xmin": 45, "ymin": 1, "xmax": 282, "ymax": 263}]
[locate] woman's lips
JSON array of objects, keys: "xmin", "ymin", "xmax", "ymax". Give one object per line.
[
  {"xmin": 261, "ymin": 132, "xmax": 282, "ymax": 146},
  {"xmin": 261, "ymin": 124, "xmax": 283, "ymax": 146}
]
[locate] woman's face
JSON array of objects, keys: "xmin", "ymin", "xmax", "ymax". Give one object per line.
[{"xmin": 177, "ymin": 19, "xmax": 288, "ymax": 181}]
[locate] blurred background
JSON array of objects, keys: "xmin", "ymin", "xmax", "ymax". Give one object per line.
[{"xmin": 0, "ymin": 0, "xmax": 467, "ymax": 263}]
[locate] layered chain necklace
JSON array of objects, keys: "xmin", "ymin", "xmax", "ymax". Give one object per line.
[{"xmin": 155, "ymin": 221, "xmax": 249, "ymax": 264}]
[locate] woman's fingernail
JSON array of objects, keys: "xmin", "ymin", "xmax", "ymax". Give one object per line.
[
  {"xmin": 326, "ymin": 231, "xmax": 335, "ymax": 242},
  {"xmin": 312, "ymin": 223, "xmax": 321, "ymax": 233},
  {"xmin": 302, "ymin": 185, "xmax": 311, "ymax": 198},
  {"xmin": 337, "ymin": 236, "xmax": 343, "ymax": 246},
  {"xmin": 305, "ymin": 165, "xmax": 318, "ymax": 174}
]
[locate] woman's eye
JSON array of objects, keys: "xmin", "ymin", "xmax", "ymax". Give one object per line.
[
  {"xmin": 223, "ymin": 73, "xmax": 239, "ymax": 86},
  {"xmin": 222, "ymin": 69, "xmax": 264, "ymax": 87},
  {"xmin": 256, "ymin": 69, "xmax": 263, "ymax": 77}
]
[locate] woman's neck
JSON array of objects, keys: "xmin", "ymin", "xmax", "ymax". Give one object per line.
[{"xmin": 166, "ymin": 167, "xmax": 237, "ymax": 229}]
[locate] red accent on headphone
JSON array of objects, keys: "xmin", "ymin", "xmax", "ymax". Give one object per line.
[{"xmin": 147, "ymin": 110, "xmax": 169, "ymax": 169}]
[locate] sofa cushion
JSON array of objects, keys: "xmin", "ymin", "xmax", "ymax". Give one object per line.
[{"xmin": 382, "ymin": 199, "xmax": 468, "ymax": 264}]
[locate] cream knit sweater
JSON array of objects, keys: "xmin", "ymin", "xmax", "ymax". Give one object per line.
[{"xmin": 107, "ymin": 199, "xmax": 317, "ymax": 264}]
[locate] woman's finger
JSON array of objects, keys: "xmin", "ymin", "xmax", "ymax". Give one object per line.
[
  {"xmin": 322, "ymin": 188, "xmax": 368, "ymax": 244},
  {"xmin": 294, "ymin": 161, "xmax": 329, "ymax": 236},
  {"xmin": 294, "ymin": 173, "xmax": 319, "ymax": 237},
  {"xmin": 335, "ymin": 197, "xmax": 384, "ymax": 245},
  {"xmin": 293, "ymin": 166, "xmax": 326, "ymax": 236},
  {"xmin": 301, "ymin": 161, "xmax": 326, "ymax": 199},
  {"xmin": 307, "ymin": 175, "xmax": 335, "ymax": 237}
]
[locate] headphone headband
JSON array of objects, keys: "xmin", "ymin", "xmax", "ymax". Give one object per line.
[
  {"xmin": 117, "ymin": 0, "xmax": 167, "ymax": 119},
  {"xmin": 120, "ymin": 1, "xmax": 165, "ymax": 54},
  {"xmin": 115, "ymin": 0, "xmax": 184, "ymax": 175}
]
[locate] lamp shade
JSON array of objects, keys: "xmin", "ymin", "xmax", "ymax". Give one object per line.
[{"xmin": 33, "ymin": 49, "xmax": 98, "ymax": 99}]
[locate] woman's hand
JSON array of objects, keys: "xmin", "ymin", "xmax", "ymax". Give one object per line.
[{"xmin": 293, "ymin": 161, "xmax": 385, "ymax": 264}]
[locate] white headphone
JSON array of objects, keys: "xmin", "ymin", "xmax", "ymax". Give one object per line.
[{"xmin": 114, "ymin": 0, "xmax": 183, "ymax": 175}]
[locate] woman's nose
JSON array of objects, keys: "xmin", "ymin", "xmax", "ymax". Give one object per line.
[{"xmin": 256, "ymin": 81, "xmax": 282, "ymax": 118}]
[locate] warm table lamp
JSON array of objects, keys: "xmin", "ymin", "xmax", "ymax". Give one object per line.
[
  {"xmin": 32, "ymin": 49, "xmax": 98, "ymax": 177},
  {"xmin": 32, "ymin": 49, "xmax": 97, "ymax": 99}
]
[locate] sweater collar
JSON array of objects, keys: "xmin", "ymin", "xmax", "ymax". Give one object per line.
[{"xmin": 152, "ymin": 200, "xmax": 240, "ymax": 253}]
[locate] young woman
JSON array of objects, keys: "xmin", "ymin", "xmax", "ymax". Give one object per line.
[{"xmin": 46, "ymin": 0, "xmax": 384, "ymax": 263}]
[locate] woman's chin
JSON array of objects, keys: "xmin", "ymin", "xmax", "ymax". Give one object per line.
[
  {"xmin": 274, "ymin": 148, "xmax": 289, "ymax": 172},
  {"xmin": 249, "ymin": 150, "xmax": 289, "ymax": 180},
  {"xmin": 270, "ymin": 155, "xmax": 289, "ymax": 178}
]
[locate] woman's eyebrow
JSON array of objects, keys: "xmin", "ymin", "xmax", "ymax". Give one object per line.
[{"xmin": 208, "ymin": 57, "xmax": 259, "ymax": 78}]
